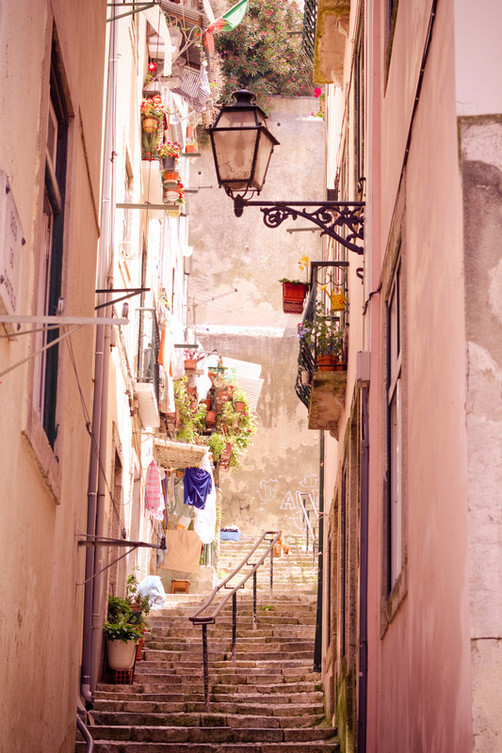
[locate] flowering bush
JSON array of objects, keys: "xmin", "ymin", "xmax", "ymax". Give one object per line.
[
  {"xmin": 216, "ymin": 0, "xmax": 313, "ymax": 113},
  {"xmin": 158, "ymin": 141, "xmax": 181, "ymax": 159}
]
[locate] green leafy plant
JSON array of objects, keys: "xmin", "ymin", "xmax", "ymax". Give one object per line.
[
  {"xmin": 173, "ymin": 372, "xmax": 257, "ymax": 470},
  {"xmin": 208, "ymin": 431, "xmax": 226, "ymax": 461},
  {"xmin": 103, "ymin": 595, "xmax": 143, "ymax": 643},
  {"xmin": 300, "ymin": 302, "xmax": 344, "ymax": 358}
]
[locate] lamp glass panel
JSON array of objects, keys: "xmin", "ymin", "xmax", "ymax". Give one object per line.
[
  {"xmin": 217, "ymin": 109, "xmax": 258, "ymax": 129},
  {"xmin": 252, "ymin": 131, "xmax": 275, "ymax": 190},
  {"xmin": 212, "ymin": 128, "xmax": 258, "ymax": 185}
]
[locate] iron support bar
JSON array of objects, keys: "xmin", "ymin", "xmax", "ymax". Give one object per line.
[
  {"xmin": 94, "ymin": 288, "xmax": 149, "ymax": 311},
  {"xmin": 106, "ymin": 2, "xmax": 159, "ymax": 22},
  {"xmin": 233, "ymin": 197, "xmax": 364, "ymax": 254},
  {"xmin": 232, "ymin": 592, "xmax": 237, "ymax": 664},
  {"xmin": 0, "ymin": 315, "xmax": 128, "ymax": 326},
  {"xmin": 202, "ymin": 623, "xmax": 210, "ymax": 712},
  {"xmin": 253, "ymin": 571, "xmax": 257, "ymax": 631},
  {"xmin": 77, "ymin": 535, "xmax": 166, "ymax": 584}
]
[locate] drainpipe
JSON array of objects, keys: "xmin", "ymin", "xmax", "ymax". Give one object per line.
[
  {"xmin": 80, "ymin": 9, "xmax": 118, "ymax": 706},
  {"xmin": 357, "ymin": 386, "xmax": 369, "ymax": 751},
  {"xmin": 314, "ymin": 430, "xmax": 324, "ymax": 672}
]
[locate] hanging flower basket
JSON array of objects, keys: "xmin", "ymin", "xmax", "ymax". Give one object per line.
[
  {"xmin": 281, "ymin": 281, "xmax": 308, "ymax": 314},
  {"xmin": 142, "ymin": 116, "xmax": 159, "ymax": 133}
]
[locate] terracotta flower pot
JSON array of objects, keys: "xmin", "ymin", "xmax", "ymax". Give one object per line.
[
  {"xmin": 234, "ymin": 401, "xmax": 246, "ymax": 413},
  {"xmin": 282, "ymin": 282, "xmax": 308, "ymax": 314},
  {"xmin": 206, "ymin": 410, "xmax": 216, "ymax": 426},
  {"xmin": 316, "ymin": 354, "xmax": 337, "ymax": 371},
  {"xmin": 184, "ymin": 358, "xmax": 197, "ymax": 371}
]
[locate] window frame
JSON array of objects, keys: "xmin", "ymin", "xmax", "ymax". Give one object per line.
[{"xmin": 34, "ymin": 47, "xmax": 69, "ymax": 448}]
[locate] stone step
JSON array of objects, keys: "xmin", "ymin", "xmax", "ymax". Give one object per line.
[
  {"xmin": 90, "ymin": 710, "xmax": 329, "ymax": 729},
  {"xmin": 93, "ymin": 690, "xmax": 323, "ymax": 712},
  {"xmin": 77, "ymin": 725, "xmax": 337, "ymax": 744},
  {"xmin": 77, "ymin": 740, "xmax": 339, "ymax": 752}
]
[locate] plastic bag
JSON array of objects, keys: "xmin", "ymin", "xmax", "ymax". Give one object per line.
[{"xmin": 138, "ymin": 575, "xmax": 166, "ymax": 609}]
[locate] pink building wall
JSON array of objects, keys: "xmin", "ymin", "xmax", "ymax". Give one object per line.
[{"xmin": 365, "ymin": 0, "xmax": 472, "ymax": 750}]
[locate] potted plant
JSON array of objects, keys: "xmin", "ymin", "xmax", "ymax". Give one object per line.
[
  {"xmin": 140, "ymin": 95, "xmax": 168, "ymax": 160},
  {"xmin": 158, "ymin": 141, "xmax": 181, "ymax": 172},
  {"xmin": 125, "ymin": 571, "xmax": 151, "ymax": 660},
  {"xmin": 300, "ymin": 302, "xmax": 345, "ymax": 371},
  {"xmin": 103, "ymin": 595, "xmax": 143, "ymax": 671},
  {"xmin": 280, "ymin": 278, "xmax": 309, "ymax": 314}
]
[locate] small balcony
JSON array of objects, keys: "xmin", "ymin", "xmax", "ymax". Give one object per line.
[
  {"xmin": 136, "ymin": 307, "xmax": 160, "ymax": 429},
  {"xmin": 295, "ymin": 261, "xmax": 348, "ymax": 438}
]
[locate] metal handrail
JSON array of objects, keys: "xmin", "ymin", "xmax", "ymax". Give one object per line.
[
  {"xmin": 189, "ymin": 530, "xmax": 282, "ymax": 711},
  {"xmin": 298, "ymin": 494, "xmax": 318, "ymax": 572}
]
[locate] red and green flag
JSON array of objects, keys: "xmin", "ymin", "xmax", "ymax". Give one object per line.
[{"xmin": 204, "ymin": 0, "xmax": 249, "ymax": 52}]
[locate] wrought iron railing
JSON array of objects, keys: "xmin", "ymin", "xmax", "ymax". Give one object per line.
[
  {"xmin": 295, "ymin": 261, "xmax": 348, "ymax": 407},
  {"xmin": 136, "ymin": 307, "xmax": 160, "ymax": 402},
  {"xmin": 189, "ymin": 531, "xmax": 282, "ymax": 712},
  {"xmin": 298, "ymin": 492, "xmax": 319, "ymax": 572},
  {"xmin": 302, "ymin": 0, "xmax": 318, "ymax": 61}
]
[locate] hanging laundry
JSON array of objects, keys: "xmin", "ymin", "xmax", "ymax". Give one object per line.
[
  {"xmin": 184, "ymin": 466, "xmax": 212, "ymax": 509},
  {"xmin": 161, "ymin": 529, "xmax": 202, "ymax": 573},
  {"xmin": 193, "ymin": 452, "xmax": 217, "ymax": 544},
  {"xmin": 144, "ymin": 460, "xmax": 166, "ymax": 521}
]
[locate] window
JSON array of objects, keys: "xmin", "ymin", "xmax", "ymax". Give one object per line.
[
  {"xmin": 387, "ymin": 260, "xmax": 402, "ymax": 593},
  {"xmin": 384, "ymin": 0, "xmax": 399, "ymax": 80},
  {"xmin": 354, "ymin": 24, "xmax": 365, "ymax": 189},
  {"xmin": 34, "ymin": 46, "xmax": 69, "ymax": 448}
]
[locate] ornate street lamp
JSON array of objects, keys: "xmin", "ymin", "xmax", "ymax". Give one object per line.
[{"xmin": 208, "ymin": 89, "xmax": 365, "ymax": 254}]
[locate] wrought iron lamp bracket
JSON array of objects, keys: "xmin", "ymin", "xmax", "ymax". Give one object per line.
[{"xmin": 233, "ymin": 196, "xmax": 365, "ymax": 254}]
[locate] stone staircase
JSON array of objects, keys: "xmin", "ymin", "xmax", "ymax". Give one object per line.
[{"xmin": 76, "ymin": 533, "xmax": 338, "ymax": 752}]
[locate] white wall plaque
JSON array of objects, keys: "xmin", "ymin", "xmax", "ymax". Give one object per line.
[{"xmin": 0, "ymin": 171, "xmax": 24, "ymax": 334}]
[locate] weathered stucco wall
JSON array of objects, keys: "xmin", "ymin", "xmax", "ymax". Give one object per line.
[
  {"xmin": 0, "ymin": 2, "xmax": 106, "ymax": 751},
  {"xmin": 461, "ymin": 116, "xmax": 502, "ymax": 753},
  {"xmin": 189, "ymin": 96, "xmax": 324, "ymax": 536}
]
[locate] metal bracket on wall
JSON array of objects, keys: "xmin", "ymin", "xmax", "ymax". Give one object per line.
[
  {"xmin": 77, "ymin": 534, "xmax": 167, "ymax": 584},
  {"xmin": 233, "ymin": 198, "xmax": 365, "ymax": 254},
  {"xmin": 107, "ymin": 1, "xmax": 160, "ymax": 23}
]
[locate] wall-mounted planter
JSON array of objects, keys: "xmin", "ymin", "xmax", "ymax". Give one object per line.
[{"xmin": 282, "ymin": 282, "xmax": 308, "ymax": 313}]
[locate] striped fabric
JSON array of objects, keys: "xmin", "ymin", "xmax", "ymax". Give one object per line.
[{"xmin": 144, "ymin": 460, "xmax": 165, "ymax": 521}]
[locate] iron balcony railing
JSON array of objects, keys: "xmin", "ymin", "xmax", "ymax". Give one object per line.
[
  {"xmin": 136, "ymin": 307, "xmax": 160, "ymax": 403},
  {"xmin": 295, "ymin": 261, "xmax": 348, "ymax": 408},
  {"xmin": 189, "ymin": 531, "xmax": 282, "ymax": 712}
]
